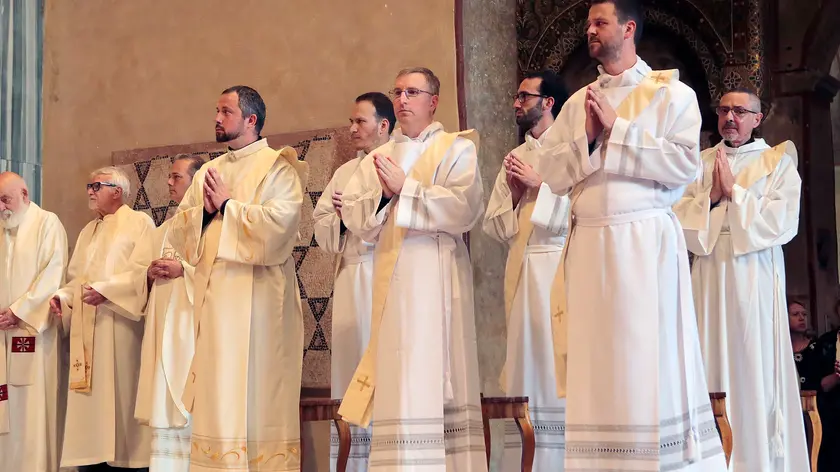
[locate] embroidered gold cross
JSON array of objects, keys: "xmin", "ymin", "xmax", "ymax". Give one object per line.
[
  {"xmin": 356, "ymin": 375, "xmax": 372, "ymax": 391},
  {"xmin": 650, "ymin": 72, "xmax": 670, "ymax": 85},
  {"xmin": 73, "ymin": 360, "xmax": 82, "ymax": 371}
]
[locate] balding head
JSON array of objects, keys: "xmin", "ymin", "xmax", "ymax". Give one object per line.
[{"xmin": 0, "ymin": 172, "xmax": 31, "ymax": 229}]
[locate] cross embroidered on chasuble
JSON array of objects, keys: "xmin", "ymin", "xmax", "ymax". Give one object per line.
[
  {"xmin": 650, "ymin": 72, "xmax": 670, "ymax": 84},
  {"xmin": 11, "ymin": 336, "xmax": 35, "ymax": 353},
  {"xmin": 355, "ymin": 375, "xmax": 371, "ymax": 391},
  {"xmin": 0, "ymin": 384, "xmax": 7, "ymax": 402}
]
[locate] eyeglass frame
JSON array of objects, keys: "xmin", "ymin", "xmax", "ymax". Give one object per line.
[
  {"xmin": 86, "ymin": 181, "xmax": 118, "ymax": 192},
  {"xmin": 512, "ymin": 91, "xmax": 546, "ymax": 103},
  {"xmin": 388, "ymin": 87, "xmax": 436, "ymax": 101},
  {"xmin": 714, "ymin": 105, "xmax": 760, "ymax": 119}
]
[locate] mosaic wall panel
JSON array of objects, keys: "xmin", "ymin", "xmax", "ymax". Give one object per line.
[{"xmin": 112, "ymin": 128, "xmax": 355, "ymax": 389}]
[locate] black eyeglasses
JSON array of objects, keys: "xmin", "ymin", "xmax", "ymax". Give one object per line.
[
  {"xmin": 86, "ymin": 182, "xmax": 118, "ymax": 192},
  {"xmin": 513, "ymin": 92, "xmax": 545, "ymax": 103},
  {"xmin": 388, "ymin": 88, "xmax": 435, "ymax": 101},
  {"xmin": 715, "ymin": 106, "xmax": 759, "ymax": 119}
]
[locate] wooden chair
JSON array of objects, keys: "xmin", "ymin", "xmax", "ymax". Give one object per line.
[
  {"xmin": 801, "ymin": 390, "xmax": 822, "ymax": 472},
  {"xmin": 480, "ymin": 395, "xmax": 536, "ymax": 472},
  {"xmin": 299, "ymin": 388, "xmax": 350, "ymax": 472},
  {"xmin": 709, "ymin": 392, "xmax": 733, "ymax": 466}
]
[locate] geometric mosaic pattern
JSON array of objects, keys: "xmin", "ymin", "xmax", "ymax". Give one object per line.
[{"xmin": 111, "ymin": 127, "xmax": 355, "ymax": 389}]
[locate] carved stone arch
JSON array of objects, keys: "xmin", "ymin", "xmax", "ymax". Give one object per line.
[{"xmin": 517, "ymin": 0, "xmax": 767, "ymax": 105}]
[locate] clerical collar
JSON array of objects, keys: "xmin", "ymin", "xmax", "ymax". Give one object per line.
[
  {"xmin": 394, "ymin": 121, "xmax": 444, "ymax": 143},
  {"xmin": 723, "ymin": 137, "xmax": 755, "ymax": 148},
  {"xmin": 720, "ymin": 137, "xmax": 767, "ymax": 155},
  {"xmin": 229, "ymin": 138, "xmax": 268, "ymax": 160},
  {"xmin": 596, "ymin": 56, "xmax": 650, "ymax": 89}
]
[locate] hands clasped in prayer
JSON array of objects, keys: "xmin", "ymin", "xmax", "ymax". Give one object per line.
[
  {"xmin": 710, "ymin": 147, "xmax": 735, "ymax": 204},
  {"xmin": 374, "ymin": 153, "xmax": 405, "ymax": 198},
  {"xmin": 504, "ymin": 153, "xmax": 542, "ymax": 205},
  {"xmin": 147, "ymin": 258, "xmax": 184, "ymax": 281},
  {"xmin": 203, "ymin": 167, "xmax": 231, "ymax": 213},
  {"xmin": 0, "ymin": 307, "xmax": 19, "ymax": 330},
  {"xmin": 585, "ymin": 85, "xmax": 617, "ymax": 143}
]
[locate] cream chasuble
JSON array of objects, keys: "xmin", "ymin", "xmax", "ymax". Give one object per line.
[
  {"xmin": 57, "ymin": 204, "xmax": 155, "ymax": 468},
  {"xmin": 103, "ymin": 217, "xmax": 196, "ymax": 472},
  {"xmin": 0, "ymin": 203, "xmax": 68, "ymax": 472},
  {"xmin": 533, "ymin": 57, "xmax": 726, "ymax": 471},
  {"xmin": 338, "ymin": 122, "xmax": 487, "ymax": 472},
  {"xmin": 166, "ymin": 138, "xmax": 307, "ymax": 472},
  {"xmin": 482, "ymin": 127, "xmax": 570, "ymax": 471},
  {"xmin": 674, "ymin": 139, "xmax": 808, "ymax": 472},
  {"xmin": 313, "ymin": 154, "xmax": 374, "ymax": 472}
]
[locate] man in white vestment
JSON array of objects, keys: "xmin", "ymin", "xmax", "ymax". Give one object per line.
[
  {"xmin": 51, "ymin": 167, "xmax": 155, "ymax": 471},
  {"xmin": 674, "ymin": 88, "xmax": 808, "ymax": 471},
  {"xmin": 104, "ymin": 154, "xmax": 205, "ymax": 472},
  {"xmin": 532, "ymin": 1, "xmax": 727, "ymax": 470},
  {"xmin": 165, "ymin": 85, "xmax": 308, "ymax": 472},
  {"xmin": 0, "ymin": 172, "xmax": 68, "ymax": 472},
  {"xmin": 483, "ymin": 71, "xmax": 570, "ymax": 471},
  {"xmin": 338, "ymin": 67, "xmax": 487, "ymax": 472},
  {"xmin": 313, "ymin": 92, "xmax": 394, "ymax": 472}
]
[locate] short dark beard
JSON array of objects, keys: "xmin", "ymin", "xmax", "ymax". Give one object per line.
[
  {"xmin": 215, "ymin": 127, "xmax": 242, "ymax": 143},
  {"xmin": 591, "ymin": 37, "xmax": 622, "ymax": 64},
  {"xmin": 516, "ymin": 100, "xmax": 543, "ymax": 130}
]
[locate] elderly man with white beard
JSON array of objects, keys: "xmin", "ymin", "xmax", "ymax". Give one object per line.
[{"xmin": 0, "ymin": 172, "xmax": 68, "ymax": 472}]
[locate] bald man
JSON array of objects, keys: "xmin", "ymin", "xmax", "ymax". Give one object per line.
[
  {"xmin": 674, "ymin": 88, "xmax": 807, "ymax": 471},
  {"xmin": 0, "ymin": 172, "xmax": 69, "ymax": 472}
]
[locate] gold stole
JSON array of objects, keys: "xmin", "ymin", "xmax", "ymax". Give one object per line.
[
  {"xmin": 549, "ymin": 70, "xmax": 677, "ymax": 396},
  {"xmin": 180, "ymin": 146, "xmax": 306, "ymax": 411},
  {"xmin": 69, "ymin": 218, "xmax": 110, "ymax": 393},
  {"xmin": 338, "ymin": 129, "xmax": 478, "ymax": 427},
  {"xmin": 733, "ymin": 141, "xmax": 794, "ymax": 190}
]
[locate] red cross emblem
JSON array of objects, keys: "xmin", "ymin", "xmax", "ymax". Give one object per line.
[
  {"xmin": 0, "ymin": 384, "xmax": 7, "ymax": 402},
  {"xmin": 11, "ymin": 336, "xmax": 35, "ymax": 353}
]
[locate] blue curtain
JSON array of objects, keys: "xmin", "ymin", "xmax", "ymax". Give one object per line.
[{"xmin": 0, "ymin": 0, "xmax": 44, "ymax": 203}]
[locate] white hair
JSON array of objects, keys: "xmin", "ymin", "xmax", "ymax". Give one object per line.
[{"xmin": 90, "ymin": 166, "xmax": 131, "ymax": 203}]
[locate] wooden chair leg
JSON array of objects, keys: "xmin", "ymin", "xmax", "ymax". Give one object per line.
[
  {"xmin": 801, "ymin": 392, "xmax": 822, "ymax": 472},
  {"xmin": 709, "ymin": 395, "xmax": 733, "ymax": 466},
  {"xmin": 334, "ymin": 418, "xmax": 351, "ymax": 472},
  {"xmin": 482, "ymin": 409, "xmax": 491, "ymax": 466},
  {"xmin": 514, "ymin": 404, "xmax": 536, "ymax": 472}
]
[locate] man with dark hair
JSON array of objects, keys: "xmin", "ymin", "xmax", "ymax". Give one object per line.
[
  {"xmin": 338, "ymin": 67, "xmax": 487, "ymax": 471},
  {"xmin": 164, "ymin": 85, "xmax": 309, "ymax": 471},
  {"xmin": 676, "ymin": 88, "xmax": 807, "ymax": 471},
  {"xmin": 313, "ymin": 92, "xmax": 394, "ymax": 472},
  {"xmin": 533, "ymin": 0, "xmax": 727, "ymax": 469},
  {"xmin": 483, "ymin": 71, "xmax": 570, "ymax": 470}
]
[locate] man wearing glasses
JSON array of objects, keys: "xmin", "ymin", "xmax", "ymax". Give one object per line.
[
  {"xmin": 675, "ymin": 88, "xmax": 807, "ymax": 471},
  {"xmin": 483, "ymin": 70, "xmax": 570, "ymax": 470},
  {"xmin": 338, "ymin": 67, "xmax": 487, "ymax": 471},
  {"xmin": 51, "ymin": 166, "xmax": 155, "ymax": 471}
]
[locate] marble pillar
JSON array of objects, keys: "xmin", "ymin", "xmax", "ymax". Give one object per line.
[{"xmin": 460, "ymin": 0, "xmax": 519, "ymax": 469}]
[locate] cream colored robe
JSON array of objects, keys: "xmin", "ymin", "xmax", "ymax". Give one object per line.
[
  {"xmin": 166, "ymin": 138, "xmax": 306, "ymax": 472},
  {"xmin": 339, "ymin": 122, "xmax": 487, "ymax": 472},
  {"xmin": 533, "ymin": 58, "xmax": 727, "ymax": 471},
  {"xmin": 483, "ymin": 129, "xmax": 570, "ymax": 471},
  {"xmin": 313, "ymin": 155, "xmax": 374, "ymax": 472},
  {"xmin": 0, "ymin": 203, "xmax": 68, "ymax": 472},
  {"xmin": 674, "ymin": 139, "xmax": 808, "ymax": 472},
  {"xmin": 57, "ymin": 204, "xmax": 154, "ymax": 468},
  {"xmin": 105, "ymin": 217, "xmax": 196, "ymax": 472}
]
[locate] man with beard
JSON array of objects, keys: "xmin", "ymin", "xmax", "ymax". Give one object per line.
[
  {"xmin": 0, "ymin": 172, "xmax": 68, "ymax": 472},
  {"xmin": 531, "ymin": 0, "xmax": 727, "ymax": 469},
  {"xmin": 52, "ymin": 166, "xmax": 155, "ymax": 471},
  {"xmin": 674, "ymin": 88, "xmax": 807, "ymax": 471},
  {"xmin": 164, "ymin": 85, "xmax": 308, "ymax": 472},
  {"xmin": 103, "ymin": 154, "xmax": 204, "ymax": 472},
  {"xmin": 338, "ymin": 67, "xmax": 487, "ymax": 471},
  {"xmin": 313, "ymin": 91, "xmax": 394, "ymax": 472},
  {"xmin": 482, "ymin": 71, "xmax": 570, "ymax": 471}
]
